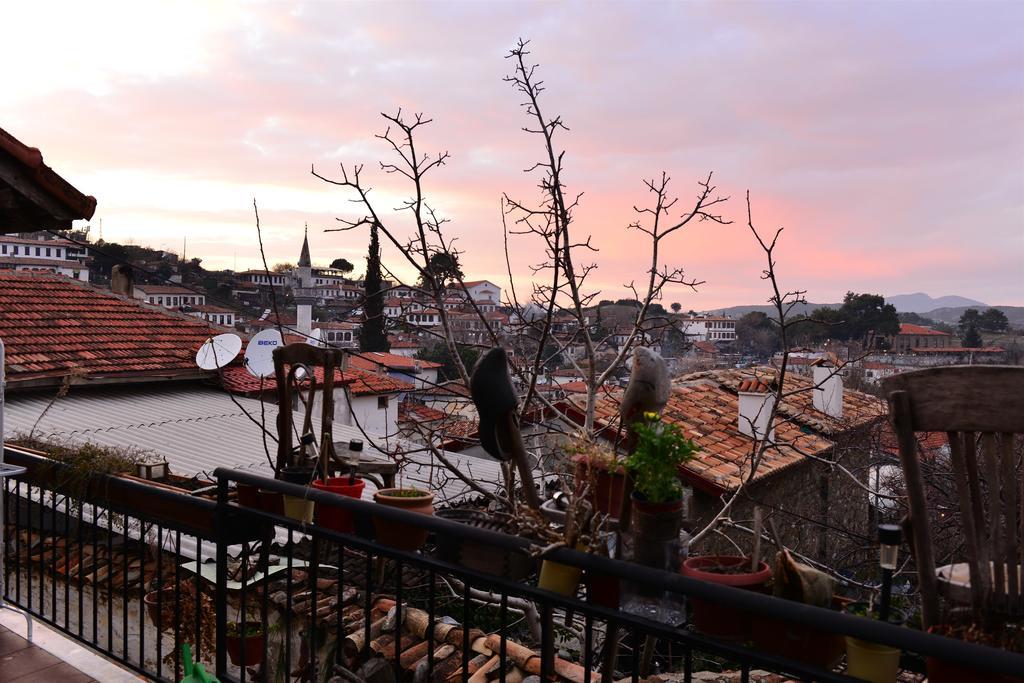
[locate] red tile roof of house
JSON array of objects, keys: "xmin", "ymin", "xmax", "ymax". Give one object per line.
[
  {"xmin": 219, "ymin": 364, "xmax": 413, "ymax": 397},
  {"xmin": 0, "ymin": 235, "xmax": 77, "ymax": 246},
  {"xmin": 0, "ymin": 257, "xmax": 88, "ymax": 270},
  {"xmin": 348, "ymin": 351, "xmax": 442, "ymax": 372},
  {"xmin": 898, "ymin": 323, "xmax": 950, "ymax": 336},
  {"xmin": 0, "ymin": 272, "xmax": 215, "ymax": 386},
  {"xmin": 559, "ymin": 367, "xmax": 884, "ymax": 493},
  {"xmin": 133, "ymin": 284, "xmax": 198, "ymax": 295},
  {"xmin": 692, "ymin": 341, "xmax": 718, "ymax": 354},
  {"xmin": 190, "ymin": 305, "xmax": 235, "ymax": 314},
  {"xmin": 0, "ymin": 127, "xmax": 97, "ymax": 231}
]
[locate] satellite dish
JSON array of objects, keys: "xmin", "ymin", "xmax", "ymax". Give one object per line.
[
  {"xmin": 244, "ymin": 328, "xmax": 283, "ymax": 377},
  {"xmin": 196, "ymin": 333, "xmax": 242, "ymax": 370},
  {"xmin": 309, "ymin": 328, "xmax": 325, "ymax": 347}
]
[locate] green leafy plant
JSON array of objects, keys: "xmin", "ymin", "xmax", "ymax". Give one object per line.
[
  {"xmin": 226, "ymin": 621, "xmax": 264, "ymax": 638},
  {"xmin": 624, "ymin": 413, "xmax": 699, "ymax": 503}
]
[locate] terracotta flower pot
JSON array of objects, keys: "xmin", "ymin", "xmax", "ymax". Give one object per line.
[
  {"xmin": 572, "ymin": 454, "xmax": 626, "ymax": 517},
  {"xmin": 926, "ymin": 625, "xmax": 1024, "ymax": 683},
  {"xmin": 372, "ymin": 488, "xmax": 434, "ymax": 551},
  {"xmin": 750, "ymin": 596, "xmax": 849, "ymax": 669},
  {"xmin": 226, "ymin": 625, "xmax": 264, "ymax": 667},
  {"xmin": 681, "ymin": 555, "xmax": 771, "ymax": 640},
  {"xmin": 143, "ymin": 586, "xmax": 176, "ymax": 631},
  {"xmin": 312, "ymin": 476, "xmax": 365, "ymax": 533}
]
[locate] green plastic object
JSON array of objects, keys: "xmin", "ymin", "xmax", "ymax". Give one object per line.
[{"xmin": 179, "ymin": 644, "xmax": 219, "ymax": 683}]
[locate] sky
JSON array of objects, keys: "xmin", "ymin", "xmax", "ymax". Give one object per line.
[{"xmin": 3, "ymin": 1, "xmax": 1022, "ymax": 308}]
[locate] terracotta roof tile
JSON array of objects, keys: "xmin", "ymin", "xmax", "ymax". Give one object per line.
[
  {"xmin": 899, "ymin": 323, "xmax": 950, "ymax": 336},
  {"xmin": 219, "ymin": 364, "xmax": 412, "ymax": 397},
  {"xmin": 0, "ymin": 271, "xmax": 218, "ymax": 385}
]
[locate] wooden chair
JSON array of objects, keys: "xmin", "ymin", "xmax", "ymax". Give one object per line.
[
  {"xmin": 272, "ymin": 343, "xmax": 346, "ymax": 477},
  {"xmin": 883, "ymin": 365, "xmax": 1024, "ymax": 628}
]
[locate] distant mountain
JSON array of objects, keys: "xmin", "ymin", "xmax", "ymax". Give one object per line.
[
  {"xmin": 923, "ymin": 305, "xmax": 1024, "ymax": 329},
  {"xmin": 886, "ymin": 292, "xmax": 987, "ymax": 313}
]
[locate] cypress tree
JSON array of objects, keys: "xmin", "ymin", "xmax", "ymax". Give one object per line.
[{"xmin": 359, "ymin": 224, "xmax": 390, "ymax": 352}]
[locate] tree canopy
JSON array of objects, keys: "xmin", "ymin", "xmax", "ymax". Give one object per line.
[
  {"xmin": 415, "ymin": 341, "xmax": 481, "ymax": 381},
  {"xmin": 330, "ymin": 258, "xmax": 354, "ymax": 273},
  {"xmin": 359, "ymin": 225, "xmax": 389, "ymax": 352},
  {"xmin": 418, "ymin": 252, "xmax": 464, "ymax": 288}
]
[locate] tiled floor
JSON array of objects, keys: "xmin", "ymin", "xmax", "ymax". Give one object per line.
[{"xmin": 0, "ymin": 624, "xmax": 97, "ymax": 682}]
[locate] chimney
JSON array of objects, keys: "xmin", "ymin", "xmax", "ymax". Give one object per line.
[
  {"xmin": 811, "ymin": 359, "xmax": 844, "ymax": 419},
  {"xmin": 737, "ymin": 378, "xmax": 775, "ymax": 442},
  {"xmin": 297, "ymin": 303, "xmax": 312, "ymax": 337},
  {"xmin": 110, "ymin": 264, "xmax": 133, "ymax": 297}
]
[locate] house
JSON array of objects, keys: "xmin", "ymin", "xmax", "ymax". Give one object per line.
[
  {"xmin": 0, "ymin": 271, "xmax": 214, "ymax": 390},
  {"xmin": 0, "ymin": 126, "xmax": 96, "ymax": 233},
  {"xmin": 891, "ymin": 323, "xmax": 954, "ymax": 353},
  {"xmin": 185, "ymin": 304, "xmax": 237, "ymax": 328},
  {"xmin": 348, "ymin": 351, "xmax": 441, "ymax": 390},
  {"xmin": 133, "ymin": 283, "xmax": 206, "ymax": 308},
  {"xmin": 557, "ymin": 367, "xmax": 885, "ymax": 566},
  {"xmin": 676, "ymin": 314, "xmax": 738, "ymax": 343},
  {"xmin": 450, "ymin": 279, "xmax": 502, "ymax": 308},
  {"xmin": 0, "ymin": 235, "xmax": 90, "ymax": 281}
]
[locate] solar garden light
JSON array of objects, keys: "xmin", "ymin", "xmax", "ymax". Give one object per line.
[{"xmin": 878, "ymin": 523, "xmax": 901, "ymax": 621}]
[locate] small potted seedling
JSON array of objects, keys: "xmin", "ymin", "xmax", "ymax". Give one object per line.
[{"xmin": 226, "ymin": 618, "xmax": 265, "ymax": 667}]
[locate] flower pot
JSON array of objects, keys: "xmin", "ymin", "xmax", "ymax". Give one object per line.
[
  {"xmin": 845, "ymin": 636, "xmax": 900, "ymax": 683},
  {"xmin": 631, "ymin": 493, "xmax": 683, "ymax": 569},
  {"xmin": 585, "ymin": 570, "xmax": 621, "ymax": 609},
  {"xmin": 312, "ymin": 477, "xmax": 365, "ymax": 533},
  {"xmin": 572, "ymin": 454, "xmax": 626, "ymax": 517},
  {"xmin": 143, "ymin": 586, "xmax": 176, "ymax": 631},
  {"xmin": 434, "ymin": 509, "xmax": 536, "ymax": 580},
  {"xmin": 280, "ymin": 466, "xmax": 314, "ymax": 486},
  {"xmin": 926, "ymin": 625, "xmax": 1024, "ymax": 683},
  {"xmin": 226, "ymin": 626, "xmax": 264, "ymax": 667},
  {"xmin": 681, "ymin": 555, "xmax": 772, "ymax": 640},
  {"xmin": 236, "ymin": 483, "xmax": 261, "ymax": 508},
  {"xmin": 539, "ymin": 559, "xmax": 582, "ymax": 597},
  {"xmin": 258, "ymin": 489, "xmax": 284, "ymax": 515},
  {"xmin": 750, "ymin": 596, "xmax": 848, "ymax": 669},
  {"xmin": 372, "ymin": 488, "xmax": 434, "ymax": 551},
  {"xmin": 283, "ymin": 495, "xmax": 314, "ymax": 523}
]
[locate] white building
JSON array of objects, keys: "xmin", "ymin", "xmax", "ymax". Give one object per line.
[
  {"xmin": 133, "ymin": 284, "xmax": 206, "ymax": 308},
  {"xmin": 0, "ymin": 235, "xmax": 90, "ymax": 281},
  {"xmin": 677, "ymin": 314, "xmax": 737, "ymax": 343},
  {"xmin": 186, "ymin": 305, "xmax": 237, "ymax": 328}
]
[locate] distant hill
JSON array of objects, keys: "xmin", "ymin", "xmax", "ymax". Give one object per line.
[
  {"xmin": 923, "ymin": 305, "xmax": 1024, "ymax": 329},
  {"xmin": 886, "ymin": 292, "xmax": 987, "ymax": 313},
  {"xmin": 716, "ymin": 302, "xmax": 841, "ymax": 319}
]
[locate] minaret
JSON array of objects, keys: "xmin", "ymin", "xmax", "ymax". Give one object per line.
[{"xmin": 296, "ymin": 225, "xmax": 314, "ymax": 337}]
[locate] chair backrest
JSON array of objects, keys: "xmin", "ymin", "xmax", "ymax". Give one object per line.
[
  {"xmin": 883, "ymin": 365, "xmax": 1024, "ymax": 626},
  {"xmin": 272, "ymin": 343, "xmax": 347, "ymax": 476}
]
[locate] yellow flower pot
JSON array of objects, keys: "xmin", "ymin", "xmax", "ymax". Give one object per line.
[
  {"xmin": 845, "ymin": 636, "xmax": 900, "ymax": 683},
  {"xmin": 539, "ymin": 559, "xmax": 583, "ymax": 596},
  {"xmin": 283, "ymin": 495, "xmax": 314, "ymax": 523}
]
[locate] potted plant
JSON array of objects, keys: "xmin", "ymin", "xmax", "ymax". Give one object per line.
[
  {"xmin": 225, "ymin": 619, "xmax": 265, "ymax": 667},
  {"xmin": 926, "ymin": 619, "xmax": 1024, "ymax": 683},
  {"xmin": 280, "ymin": 465, "xmax": 315, "ymax": 523},
  {"xmin": 569, "ymin": 440, "xmax": 626, "ymax": 518},
  {"xmin": 624, "ymin": 412, "xmax": 698, "ymax": 569},
  {"xmin": 372, "ymin": 486, "xmax": 435, "ymax": 551},
  {"xmin": 749, "ymin": 547, "xmax": 845, "ymax": 667},
  {"xmin": 841, "ymin": 601, "xmax": 906, "ymax": 683},
  {"xmin": 312, "ymin": 474, "xmax": 365, "ymax": 533}
]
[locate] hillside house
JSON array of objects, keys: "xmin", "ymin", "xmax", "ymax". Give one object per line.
[{"xmin": 891, "ymin": 323, "xmax": 954, "ymax": 353}]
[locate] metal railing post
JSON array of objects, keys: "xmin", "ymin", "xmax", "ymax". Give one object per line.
[{"xmin": 215, "ymin": 474, "xmax": 229, "ymax": 678}]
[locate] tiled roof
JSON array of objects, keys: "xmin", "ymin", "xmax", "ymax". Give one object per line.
[
  {"xmin": 692, "ymin": 341, "xmax": 718, "ymax": 354},
  {"xmin": 898, "ymin": 323, "xmax": 950, "ymax": 336},
  {"xmin": 738, "ymin": 379, "xmax": 771, "ymax": 393},
  {"xmin": 220, "ymin": 364, "xmax": 413, "ymax": 397},
  {"xmin": 0, "ymin": 126, "xmax": 97, "ymax": 231},
  {"xmin": 349, "ymin": 351, "xmax": 442, "ymax": 372},
  {"xmin": 133, "ymin": 284, "xmax": 197, "ymax": 295},
  {"xmin": 190, "ymin": 305, "xmax": 235, "ymax": 314},
  {"xmin": 0, "ymin": 257, "xmax": 87, "ymax": 269},
  {"xmin": 0, "ymin": 271, "xmax": 217, "ymax": 386},
  {"xmin": 0, "ymin": 235, "xmax": 76, "ymax": 246},
  {"xmin": 561, "ymin": 367, "xmax": 884, "ymax": 492}
]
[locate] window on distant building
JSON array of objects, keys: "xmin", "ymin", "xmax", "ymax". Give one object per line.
[
  {"xmin": 378, "ymin": 396, "xmax": 389, "ymax": 410},
  {"xmin": 45, "ymin": 247, "xmax": 51, "ymax": 257},
  {"xmin": 12, "ymin": 246, "xmax": 18, "ymax": 255},
  {"xmin": 1, "ymin": 245, "xmax": 6, "ymax": 254}
]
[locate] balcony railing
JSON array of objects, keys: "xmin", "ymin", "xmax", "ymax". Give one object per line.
[{"xmin": 3, "ymin": 444, "xmax": 1024, "ymax": 682}]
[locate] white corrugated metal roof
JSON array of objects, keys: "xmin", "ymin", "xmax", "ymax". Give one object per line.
[{"xmin": 3, "ymin": 383, "xmax": 504, "ymax": 504}]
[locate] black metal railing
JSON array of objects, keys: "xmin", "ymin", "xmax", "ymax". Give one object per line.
[{"xmin": 4, "ymin": 445, "xmax": 1024, "ymax": 682}]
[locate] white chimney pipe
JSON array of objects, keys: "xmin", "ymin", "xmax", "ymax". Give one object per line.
[
  {"xmin": 738, "ymin": 380, "xmax": 775, "ymax": 442},
  {"xmin": 812, "ymin": 364, "xmax": 844, "ymax": 418},
  {"xmin": 297, "ymin": 303, "xmax": 312, "ymax": 337}
]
